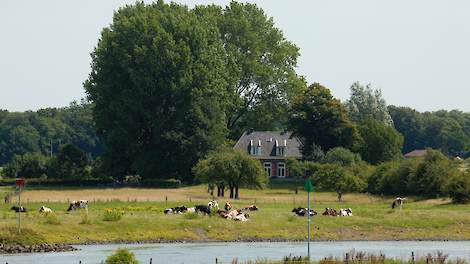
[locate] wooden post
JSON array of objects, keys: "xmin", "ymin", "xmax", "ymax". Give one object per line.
[
  {"xmin": 345, "ymin": 253, "xmax": 349, "ymax": 264},
  {"xmin": 165, "ymin": 195, "xmax": 168, "ymax": 207},
  {"xmin": 215, "ymin": 258, "xmax": 218, "ymax": 264},
  {"xmin": 149, "ymin": 257, "xmax": 152, "ymax": 264}
]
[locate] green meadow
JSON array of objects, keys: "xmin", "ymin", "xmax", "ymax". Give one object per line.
[{"xmin": 1, "ymin": 185, "xmax": 470, "ymax": 246}]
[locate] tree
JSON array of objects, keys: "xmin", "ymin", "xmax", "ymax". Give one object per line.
[
  {"xmin": 323, "ymin": 147, "xmax": 362, "ymax": 166},
  {"xmin": 346, "ymin": 82, "xmax": 393, "ymax": 126},
  {"xmin": 85, "ymin": 2, "xmax": 228, "ymax": 181},
  {"xmin": 388, "ymin": 106, "xmax": 425, "ymax": 154},
  {"xmin": 47, "ymin": 144, "xmax": 88, "ymax": 179},
  {"xmin": 312, "ymin": 163, "xmax": 364, "ymax": 202},
  {"xmin": 358, "ymin": 119, "xmax": 404, "ymax": 165},
  {"xmin": 193, "ymin": 148, "xmax": 266, "ymax": 199},
  {"xmin": 195, "ymin": 2, "xmax": 305, "ymax": 138},
  {"xmin": 447, "ymin": 171, "xmax": 470, "ymax": 204},
  {"xmin": 289, "ymin": 83, "xmax": 361, "ymax": 159},
  {"xmin": 415, "ymin": 149, "xmax": 458, "ymax": 197},
  {"xmin": 286, "ymin": 158, "xmax": 304, "ymax": 194}
]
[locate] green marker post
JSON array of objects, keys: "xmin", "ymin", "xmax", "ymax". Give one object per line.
[{"xmin": 304, "ymin": 179, "xmax": 313, "ymax": 260}]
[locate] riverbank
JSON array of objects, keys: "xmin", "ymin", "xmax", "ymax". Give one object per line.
[{"xmin": 1, "ymin": 186, "xmax": 470, "ymax": 248}]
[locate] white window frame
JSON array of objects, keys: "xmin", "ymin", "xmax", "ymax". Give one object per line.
[
  {"xmin": 263, "ymin": 162, "xmax": 272, "ymax": 177},
  {"xmin": 277, "ymin": 162, "xmax": 285, "ymax": 178}
]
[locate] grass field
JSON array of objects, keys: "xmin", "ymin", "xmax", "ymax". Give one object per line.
[{"xmin": 1, "ymin": 185, "xmax": 470, "ymax": 245}]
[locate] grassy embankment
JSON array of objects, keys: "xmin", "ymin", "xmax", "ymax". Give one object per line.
[{"xmin": 1, "ymin": 184, "xmax": 470, "ymax": 245}]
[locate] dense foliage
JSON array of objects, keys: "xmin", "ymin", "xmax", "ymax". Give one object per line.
[
  {"xmin": 103, "ymin": 248, "xmax": 139, "ymax": 264},
  {"xmin": 0, "ymin": 101, "xmax": 102, "ymax": 166},
  {"xmin": 389, "ymin": 106, "xmax": 470, "ymax": 157},
  {"xmin": 289, "ymin": 83, "xmax": 360, "ymax": 158}
]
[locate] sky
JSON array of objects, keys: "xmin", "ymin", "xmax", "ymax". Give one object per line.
[{"xmin": 1, "ymin": 0, "xmax": 469, "ymax": 112}]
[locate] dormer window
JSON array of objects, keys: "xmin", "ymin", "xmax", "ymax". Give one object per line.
[
  {"xmin": 250, "ymin": 140, "xmax": 262, "ymax": 155},
  {"xmin": 275, "ymin": 139, "xmax": 287, "ymax": 156}
]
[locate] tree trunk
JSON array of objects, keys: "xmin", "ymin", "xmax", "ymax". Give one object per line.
[
  {"xmin": 217, "ymin": 186, "xmax": 221, "ymax": 197},
  {"xmin": 337, "ymin": 191, "xmax": 343, "ymax": 202},
  {"xmin": 229, "ymin": 184, "xmax": 234, "ymax": 199},
  {"xmin": 221, "ymin": 184, "xmax": 225, "ymax": 197},
  {"xmin": 295, "ymin": 177, "xmax": 299, "ymax": 194}
]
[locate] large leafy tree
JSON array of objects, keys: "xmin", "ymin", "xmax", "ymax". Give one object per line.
[
  {"xmin": 358, "ymin": 119, "xmax": 403, "ymax": 165},
  {"xmin": 346, "ymin": 82, "xmax": 393, "ymax": 126},
  {"xmin": 84, "ymin": 2, "xmax": 228, "ymax": 181},
  {"xmin": 289, "ymin": 83, "xmax": 361, "ymax": 159},
  {"xmin": 193, "ymin": 148, "xmax": 266, "ymax": 199},
  {"xmin": 195, "ymin": 2, "xmax": 305, "ymax": 138},
  {"xmin": 47, "ymin": 144, "xmax": 89, "ymax": 179}
]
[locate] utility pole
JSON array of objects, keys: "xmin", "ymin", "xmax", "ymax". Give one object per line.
[{"xmin": 304, "ymin": 179, "xmax": 314, "ymax": 260}]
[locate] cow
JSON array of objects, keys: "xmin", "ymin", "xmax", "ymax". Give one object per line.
[
  {"xmin": 195, "ymin": 205, "xmax": 212, "ymax": 215},
  {"xmin": 208, "ymin": 200, "xmax": 219, "ymax": 210},
  {"xmin": 67, "ymin": 200, "xmax": 88, "ymax": 211},
  {"xmin": 322, "ymin": 208, "xmax": 338, "ymax": 216},
  {"xmin": 233, "ymin": 213, "xmax": 249, "ymax": 221},
  {"xmin": 187, "ymin": 207, "xmax": 196, "ymax": 213},
  {"xmin": 224, "ymin": 202, "xmax": 232, "ymax": 211},
  {"xmin": 11, "ymin": 206, "xmax": 27, "ymax": 213},
  {"xmin": 392, "ymin": 197, "xmax": 406, "ymax": 209},
  {"xmin": 164, "ymin": 206, "xmax": 187, "ymax": 214},
  {"xmin": 339, "ymin": 208, "xmax": 353, "ymax": 216},
  {"xmin": 292, "ymin": 207, "xmax": 317, "ymax": 217},
  {"xmin": 39, "ymin": 206, "xmax": 53, "ymax": 213},
  {"xmin": 243, "ymin": 205, "xmax": 259, "ymax": 211}
]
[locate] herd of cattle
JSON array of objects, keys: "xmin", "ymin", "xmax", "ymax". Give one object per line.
[
  {"xmin": 8, "ymin": 197, "xmax": 407, "ymax": 220},
  {"xmin": 164, "ymin": 200, "xmax": 258, "ymax": 221}
]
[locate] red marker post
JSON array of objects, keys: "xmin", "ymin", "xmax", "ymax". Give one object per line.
[{"xmin": 15, "ymin": 177, "xmax": 25, "ymax": 234}]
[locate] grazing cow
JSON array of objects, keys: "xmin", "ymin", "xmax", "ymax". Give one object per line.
[
  {"xmin": 339, "ymin": 208, "xmax": 353, "ymax": 216},
  {"xmin": 195, "ymin": 205, "xmax": 211, "ymax": 215},
  {"xmin": 392, "ymin": 197, "xmax": 406, "ymax": 209},
  {"xmin": 67, "ymin": 200, "xmax": 88, "ymax": 211},
  {"xmin": 164, "ymin": 206, "xmax": 187, "ymax": 214},
  {"xmin": 322, "ymin": 208, "xmax": 338, "ymax": 216},
  {"xmin": 292, "ymin": 207, "xmax": 317, "ymax": 217},
  {"xmin": 243, "ymin": 205, "xmax": 259, "ymax": 211},
  {"xmin": 39, "ymin": 206, "xmax": 53, "ymax": 213},
  {"xmin": 224, "ymin": 202, "xmax": 232, "ymax": 211},
  {"xmin": 11, "ymin": 206, "xmax": 27, "ymax": 213},
  {"xmin": 187, "ymin": 207, "xmax": 196, "ymax": 213}
]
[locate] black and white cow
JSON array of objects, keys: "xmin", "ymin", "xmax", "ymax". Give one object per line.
[
  {"xmin": 67, "ymin": 200, "xmax": 88, "ymax": 211},
  {"xmin": 11, "ymin": 206, "xmax": 27, "ymax": 213},
  {"xmin": 339, "ymin": 208, "xmax": 353, "ymax": 216},
  {"xmin": 292, "ymin": 207, "xmax": 317, "ymax": 217},
  {"xmin": 391, "ymin": 197, "xmax": 406, "ymax": 209},
  {"xmin": 164, "ymin": 206, "xmax": 187, "ymax": 214}
]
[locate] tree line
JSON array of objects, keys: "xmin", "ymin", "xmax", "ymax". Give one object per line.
[{"xmin": 1, "ymin": 1, "xmax": 469, "ymax": 200}]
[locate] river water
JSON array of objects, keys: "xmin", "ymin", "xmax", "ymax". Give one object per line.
[{"xmin": 2, "ymin": 241, "xmax": 470, "ymax": 264}]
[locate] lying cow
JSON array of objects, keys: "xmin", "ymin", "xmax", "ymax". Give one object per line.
[
  {"xmin": 39, "ymin": 206, "xmax": 53, "ymax": 213},
  {"xmin": 322, "ymin": 208, "xmax": 338, "ymax": 216},
  {"xmin": 164, "ymin": 206, "xmax": 187, "ymax": 214},
  {"xmin": 392, "ymin": 197, "xmax": 406, "ymax": 209},
  {"xmin": 195, "ymin": 205, "xmax": 212, "ymax": 215},
  {"xmin": 292, "ymin": 207, "xmax": 317, "ymax": 217},
  {"xmin": 224, "ymin": 202, "xmax": 232, "ymax": 211},
  {"xmin": 11, "ymin": 206, "xmax": 27, "ymax": 213},
  {"xmin": 67, "ymin": 200, "xmax": 88, "ymax": 211},
  {"xmin": 208, "ymin": 200, "xmax": 219, "ymax": 210},
  {"xmin": 339, "ymin": 208, "xmax": 353, "ymax": 216},
  {"xmin": 218, "ymin": 209, "xmax": 249, "ymax": 221},
  {"xmin": 243, "ymin": 205, "xmax": 258, "ymax": 211}
]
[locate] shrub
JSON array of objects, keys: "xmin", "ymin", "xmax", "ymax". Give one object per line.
[
  {"xmin": 102, "ymin": 248, "xmax": 139, "ymax": 264},
  {"xmin": 448, "ymin": 172, "xmax": 470, "ymax": 204},
  {"xmin": 103, "ymin": 208, "xmax": 124, "ymax": 222}
]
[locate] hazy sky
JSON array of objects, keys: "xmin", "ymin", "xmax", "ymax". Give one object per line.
[{"xmin": 1, "ymin": 0, "xmax": 469, "ymax": 112}]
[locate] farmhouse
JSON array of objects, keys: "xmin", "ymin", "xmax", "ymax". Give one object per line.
[{"xmin": 233, "ymin": 130, "xmax": 302, "ymax": 178}]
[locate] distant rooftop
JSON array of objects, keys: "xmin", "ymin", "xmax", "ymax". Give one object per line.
[
  {"xmin": 233, "ymin": 130, "xmax": 302, "ymax": 159},
  {"xmin": 404, "ymin": 149, "xmax": 427, "ymax": 158}
]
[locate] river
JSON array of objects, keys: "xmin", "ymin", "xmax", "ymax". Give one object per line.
[{"xmin": 2, "ymin": 241, "xmax": 470, "ymax": 264}]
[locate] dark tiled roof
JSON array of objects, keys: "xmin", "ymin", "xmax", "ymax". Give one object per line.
[
  {"xmin": 404, "ymin": 149, "xmax": 427, "ymax": 158},
  {"xmin": 233, "ymin": 131, "xmax": 302, "ymax": 159}
]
